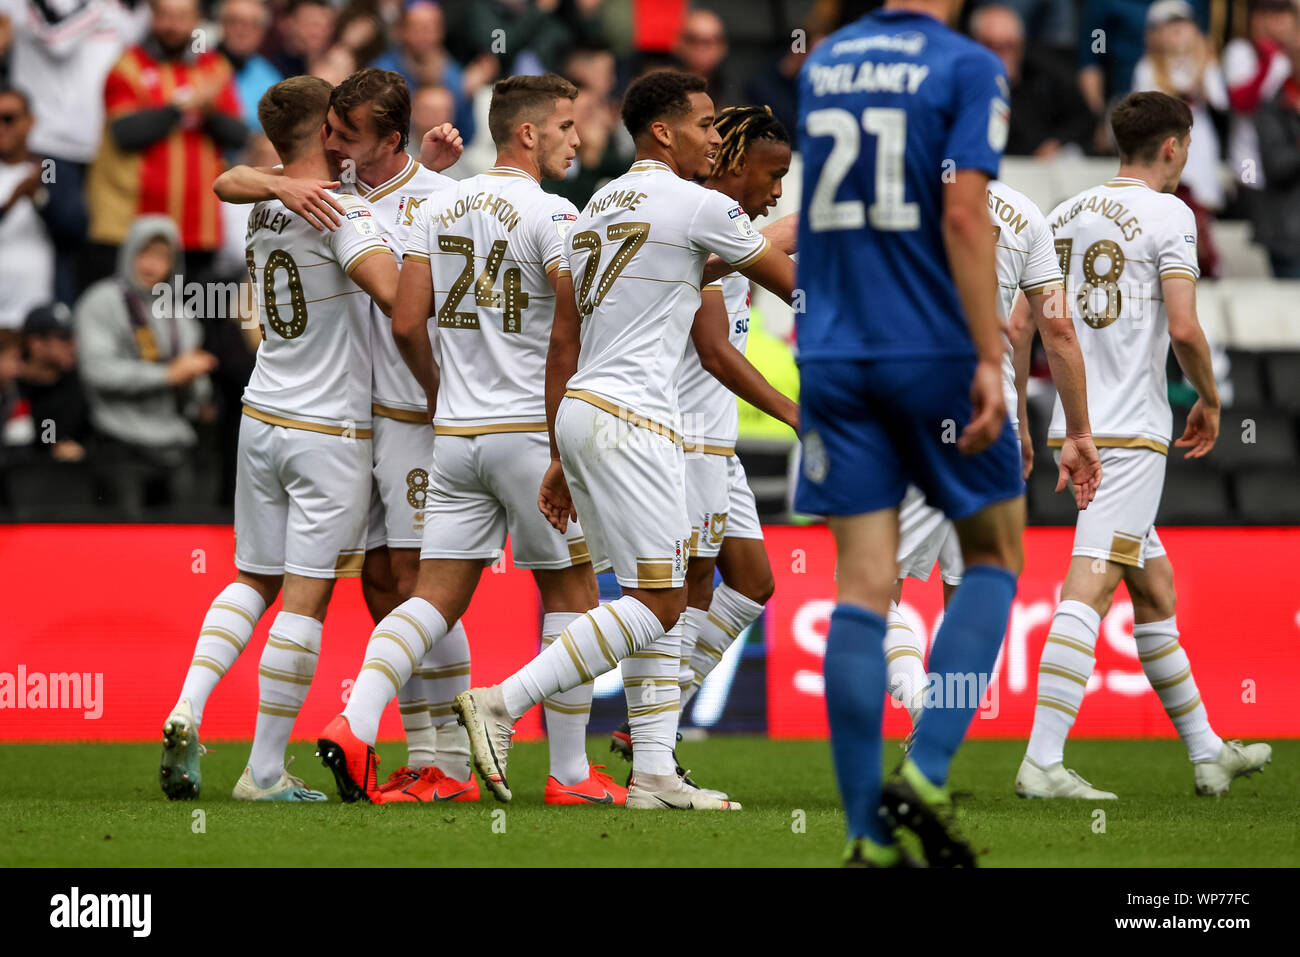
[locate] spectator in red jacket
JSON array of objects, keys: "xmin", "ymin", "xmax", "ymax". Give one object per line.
[
  {"xmin": 1224, "ymin": 0, "xmax": 1297, "ymax": 205},
  {"xmin": 84, "ymin": 0, "xmax": 249, "ymax": 289}
]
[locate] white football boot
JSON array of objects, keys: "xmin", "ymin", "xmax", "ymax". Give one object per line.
[
  {"xmin": 1194, "ymin": 740, "xmax": 1272, "ymax": 796},
  {"xmin": 232, "ymin": 757, "xmax": 328, "ymax": 801},
  {"xmin": 453, "ymin": 686, "xmax": 515, "ymax": 802},
  {"xmin": 626, "ymin": 772, "xmax": 742, "ymax": 810},
  {"xmin": 160, "ymin": 699, "xmax": 204, "ymax": 800},
  {"xmin": 1015, "ymin": 756, "xmax": 1117, "ymax": 799}
]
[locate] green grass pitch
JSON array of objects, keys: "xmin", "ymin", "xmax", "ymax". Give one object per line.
[{"xmin": 1, "ymin": 738, "xmax": 1294, "ymax": 867}]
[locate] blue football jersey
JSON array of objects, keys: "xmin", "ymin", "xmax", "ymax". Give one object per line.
[{"xmin": 794, "ymin": 9, "xmax": 1009, "ymax": 361}]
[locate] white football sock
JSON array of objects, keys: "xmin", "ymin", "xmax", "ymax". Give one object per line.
[
  {"xmin": 884, "ymin": 601, "xmax": 928, "ymax": 723},
  {"xmin": 396, "ymin": 673, "xmax": 436, "ymax": 770},
  {"xmin": 623, "ymin": 617, "xmax": 682, "ymax": 777},
  {"xmin": 678, "ymin": 606, "xmax": 707, "ymax": 690},
  {"xmin": 1026, "ymin": 600, "xmax": 1100, "ymax": 768},
  {"xmin": 688, "ymin": 583, "xmax": 762, "ymax": 688},
  {"xmin": 1134, "ymin": 616, "xmax": 1222, "ymax": 763},
  {"xmin": 342, "ymin": 597, "xmax": 447, "ymax": 746},
  {"xmin": 427, "ymin": 619, "xmax": 472, "ymax": 779},
  {"xmin": 541, "ymin": 612, "xmax": 594, "ymax": 786},
  {"xmin": 500, "ymin": 595, "xmax": 663, "ymax": 718},
  {"xmin": 178, "ymin": 582, "xmax": 267, "ymax": 725},
  {"xmin": 248, "ymin": 612, "xmax": 321, "ymax": 787}
]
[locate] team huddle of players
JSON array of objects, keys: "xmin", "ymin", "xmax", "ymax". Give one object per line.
[{"xmin": 154, "ymin": 2, "xmax": 1271, "ymax": 862}]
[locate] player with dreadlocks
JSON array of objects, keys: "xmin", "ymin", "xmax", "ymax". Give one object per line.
[{"xmin": 608, "ymin": 105, "xmax": 800, "ymax": 796}]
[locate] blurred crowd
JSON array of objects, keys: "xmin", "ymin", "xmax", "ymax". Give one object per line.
[{"xmin": 2, "ymin": 0, "xmax": 1299, "ymax": 519}]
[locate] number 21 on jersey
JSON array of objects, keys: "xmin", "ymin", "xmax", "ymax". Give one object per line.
[{"xmin": 805, "ymin": 107, "xmax": 918, "ymax": 233}]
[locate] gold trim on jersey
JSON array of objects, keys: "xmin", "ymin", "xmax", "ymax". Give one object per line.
[
  {"xmin": 702, "ymin": 283, "xmax": 723, "ymax": 292},
  {"xmin": 360, "ymin": 157, "xmax": 418, "ymax": 203},
  {"xmin": 564, "ymin": 390, "xmax": 681, "ymax": 445},
  {"xmin": 1022, "ymin": 280, "xmax": 1065, "ymax": 295},
  {"xmin": 403, "ymin": 252, "xmax": 431, "ymax": 264},
  {"xmin": 726, "ymin": 237, "xmax": 771, "ymax": 270},
  {"xmin": 372, "ymin": 403, "xmax": 430, "ymax": 424},
  {"xmin": 1104, "ymin": 177, "xmax": 1149, "ymax": 189},
  {"xmin": 433, "ymin": 421, "xmax": 548, "ymax": 436},
  {"xmin": 484, "ymin": 165, "xmax": 537, "ymax": 181},
  {"xmin": 683, "ymin": 440, "xmax": 736, "ymax": 456},
  {"xmin": 242, "ymin": 404, "xmax": 373, "ymax": 438},
  {"xmin": 1159, "ymin": 269, "xmax": 1198, "ymax": 283},
  {"xmin": 545, "ymin": 255, "xmax": 564, "ymax": 275},
  {"xmin": 629, "ymin": 159, "xmax": 672, "ymax": 173},
  {"xmin": 343, "ymin": 245, "xmax": 391, "ymax": 276},
  {"xmin": 1047, "ymin": 435, "xmax": 1168, "ymax": 455}
]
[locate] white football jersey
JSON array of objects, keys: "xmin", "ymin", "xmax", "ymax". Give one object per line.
[
  {"xmin": 678, "ymin": 270, "xmax": 750, "ymax": 452},
  {"xmin": 242, "ymin": 191, "xmax": 393, "ymax": 431},
  {"xmin": 405, "ymin": 165, "xmax": 578, "ymax": 432},
  {"xmin": 564, "ymin": 160, "xmax": 770, "ymax": 435},
  {"xmin": 341, "ymin": 154, "xmax": 456, "ymax": 415},
  {"xmin": 1046, "ymin": 177, "xmax": 1199, "ymax": 452},
  {"xmin": 989, "ymin": 179, "xmax": 1064, "ymax": 426}
]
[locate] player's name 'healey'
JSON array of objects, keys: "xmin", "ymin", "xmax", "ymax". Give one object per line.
[
  {"xmin": 0, "ymin": 665, "xmax": 103, "ymax": 719},
  {"xmin": 807, "ymin": 61, "xmax": 930, "ymax": 97},
  {"xmin": 435, "ymin": 191, "xmax": 523, "ymax": 232},
  {"xmin": 1050, "ymin": 194, "xmax": 1142, "ymax": 242},
  {"xmin": 50, "ymin": 887, "xmax": 151, "ymax": 937}
]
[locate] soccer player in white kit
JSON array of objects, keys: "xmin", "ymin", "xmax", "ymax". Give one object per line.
[
  {"xmin": 607, "ymin": 106, "xmax": 799, "ymax": 794},
  {"xmin": 214, "ymin": 69, "xmax": 482, "ymax": 801},
  {"xmin": 160, "ymin": 77, "xmax": 401, "ymax": 801},
  {"xmin": 1018, "ymin": 92, "xmax": 1271, "ymax": 798},
  {"xmin": 884, "ymin": 178, "xmax": 1100, "ymax": 728},
  {"xmin": 453, "ymin": 71, "xmax": 799, "ymax": 810},
  {"xmin": 317, "ymin": 74, "xmax": 630, "ymax": 805}
]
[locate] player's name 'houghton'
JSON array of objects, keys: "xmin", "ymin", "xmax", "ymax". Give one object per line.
[{"xmin": 434, "ymin": 190, "xmax": 523, "ymax": 232}]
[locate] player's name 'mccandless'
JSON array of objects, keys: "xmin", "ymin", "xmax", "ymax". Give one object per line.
[
  {"xmin": 432, "ymin": 190, "xmax": 525, "ymax": 232},
  {"xmin": 806, "ymin": 61, "xmax": 931, "ymax": 97},
  {"xmin": 1050, "ymin": 194, "xmax": 1143, "ymax": 242}
]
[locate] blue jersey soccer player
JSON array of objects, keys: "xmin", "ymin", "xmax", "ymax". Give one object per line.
[{"xmin": 794, "ymin": 0, "xmax": 1095, "ymax": 867}]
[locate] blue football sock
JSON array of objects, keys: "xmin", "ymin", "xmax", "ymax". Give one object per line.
[
  {"xmin": 823, "ymin": 603, "xmax": 890, "ymax": 843},
  {"xmin": 910, "ymin": 564, "xmax": 1017, "ymax": 788}
]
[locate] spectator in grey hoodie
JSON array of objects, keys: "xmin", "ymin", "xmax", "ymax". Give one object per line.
[{"xmin": 75, "ymin": 214, "xmax": 217, "ymax": 517}]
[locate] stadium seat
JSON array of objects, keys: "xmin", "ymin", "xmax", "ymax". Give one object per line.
[
  {"xmin": 1156, "ymin": 470, "xmax": 1231, "ymax": 525},
  {"xmin": 1263, "ymin": 351, "xmax": 1300, "ymax": 413},
  {"xmin": 1225, "ymin": 349, "xmax": 1269, "ymax": 407},
  {"xmin": 1193, "ymin": 281, "xmax": 1230, "ymax": 344},
  {"xmin": 1204, "ymin": 407, "xmax": 1299, "ymax": 471},
  {"xmin": 1218, "ymin": 279, "xmax": 1300, "ymax": 348},
  {"xmin": 1233, "ymin": 469, "xmax": 1300, "ymax": 524},
  {"xmin": 998, "ymin": 158, "xmax": 1059, "ymax": 214},
  {"xmin": 1, "ymin": 460, "xmax": 97, "ymax": 520},
  {"xmin": 1049, "ymin": 157, "xmax": 1120, "ymax": 209},
  {"xmin": 1213, "ymin": 221, "xmax": 1272, "ymax": 279}
]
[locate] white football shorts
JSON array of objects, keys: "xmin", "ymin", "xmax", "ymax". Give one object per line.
[
  {"xmin": 234, "ymin": 413, "xmax": 371, "ymax": 579},
  {"xmin": 1067, "ymin": 446, "xmax": 1167, "ymax": 568},
  {"xmin": 419, "ymin": 429, "xmax": 592, "ymax": 570},
  {"xmin": 366, "ymin": 412, "xmax": 436, "ymax": 551},
  {"xmin": 555, "ymin": 395, "xmax": 690, "ymax": 589}
]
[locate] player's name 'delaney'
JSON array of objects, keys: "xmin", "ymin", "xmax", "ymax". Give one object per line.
[{"xmin": 806, "ymin": 61, "xmax": 930, "ymax": 97}]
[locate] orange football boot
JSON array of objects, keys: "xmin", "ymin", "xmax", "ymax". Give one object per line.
[
  {"xmin": 375, "ymin": 766, "xmax": 420, "ymax": 795},
  {"xmin": 373, "ymin": 765, "xmax": 481, "ymax": 803},
  {"xmin": 317, "ymin": 714, "xmax": 381, "ymax": 803},
  {"xmin": 545, "ymin": 764, "xmax": 628, "ymax": 806}
]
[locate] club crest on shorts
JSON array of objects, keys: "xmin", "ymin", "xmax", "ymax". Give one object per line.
[{"xmin": 802, "ymin": 431, "xmax": 829, "ymax": 483}]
